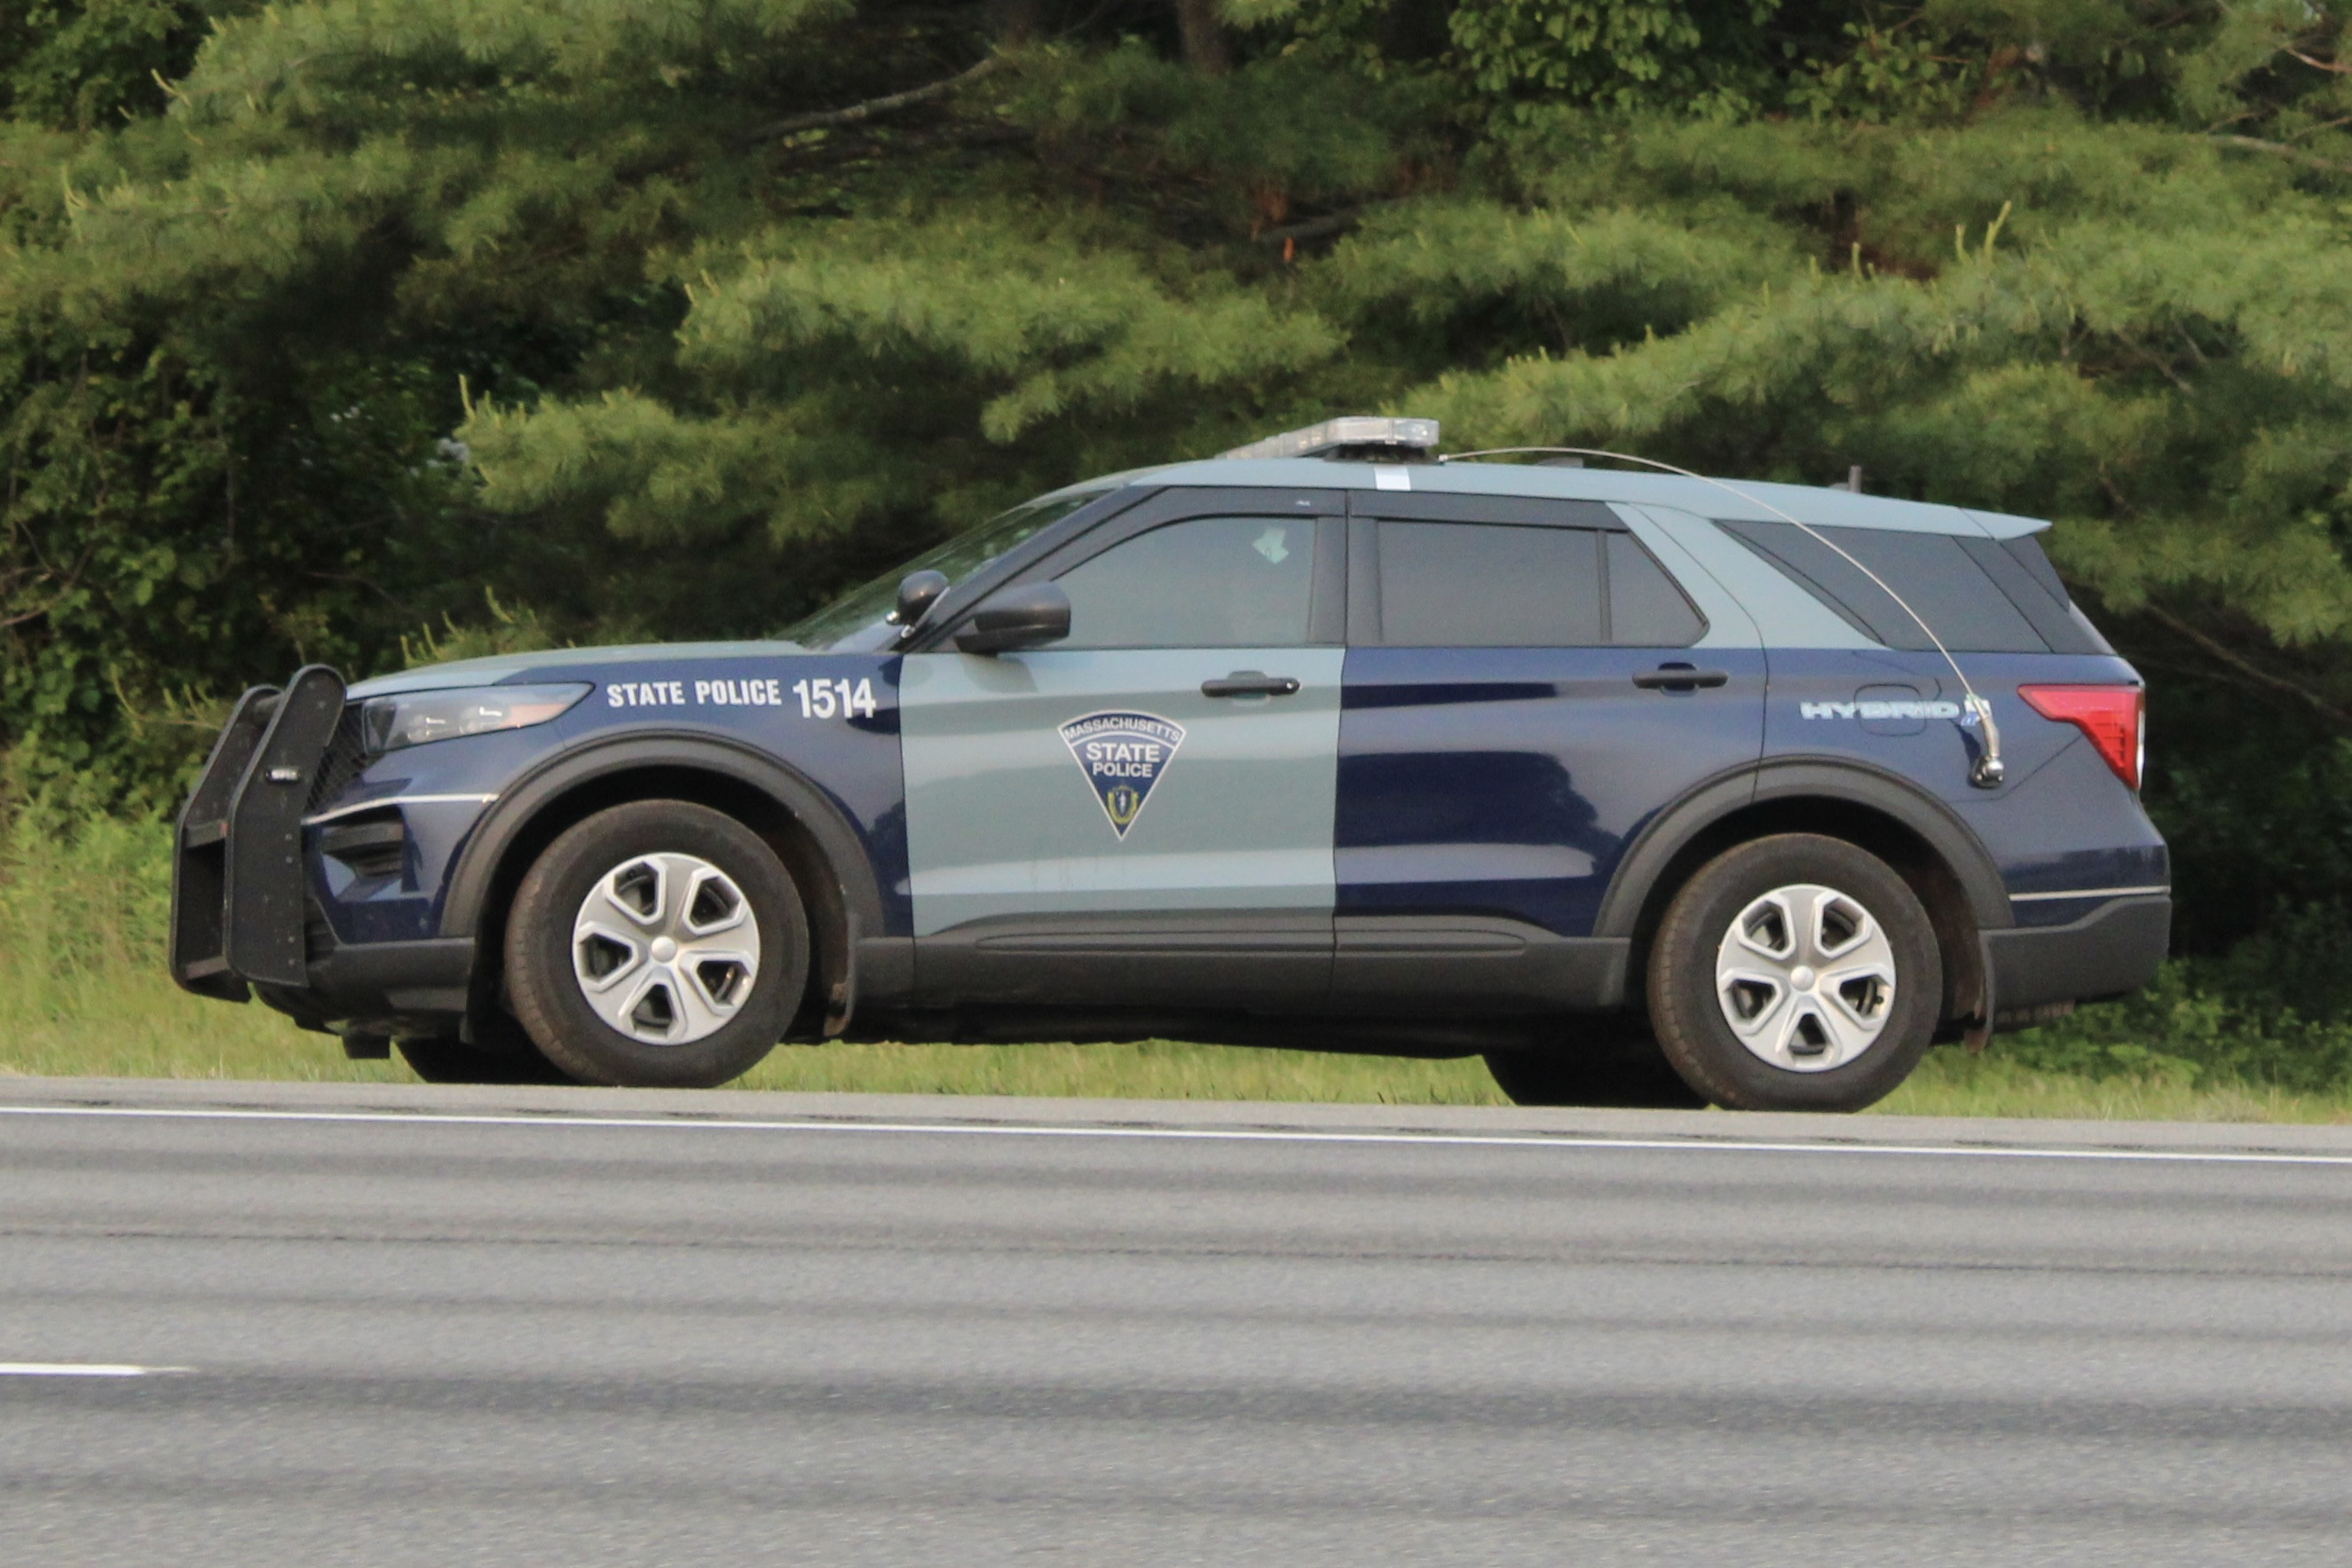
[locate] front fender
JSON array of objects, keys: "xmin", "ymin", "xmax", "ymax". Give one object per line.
[{"xmin": 436, "ymin": 730, "xmax": 891, "ymax": 947}]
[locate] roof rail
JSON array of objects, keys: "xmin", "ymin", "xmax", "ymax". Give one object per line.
[{"xmin": 1218, "ymin": 416, "xmax": 1439, "ymax": 462}]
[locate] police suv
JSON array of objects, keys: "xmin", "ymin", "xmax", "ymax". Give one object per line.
[{"xmin": 170, "ymin": 418, "xmax": 2167, "ymax": 1111}]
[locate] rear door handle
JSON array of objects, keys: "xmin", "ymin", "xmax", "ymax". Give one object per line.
[
  {"xmin": 1632, "ymin": 665, "xmax": 1730, "ymax": 691},
  {"xmin": 1202, "ymin": 672, "xmax": 1302, "ymax": 698}
]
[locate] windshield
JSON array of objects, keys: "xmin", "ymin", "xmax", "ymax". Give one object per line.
[{"xmin": 785, "ymin": 490, "xmax": 1109, "ymax": 652}]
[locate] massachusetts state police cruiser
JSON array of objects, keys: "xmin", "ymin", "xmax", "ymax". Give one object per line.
[{"xmin": 170, "ymin": 418, "xmax": 2168, "ymax": 1111}]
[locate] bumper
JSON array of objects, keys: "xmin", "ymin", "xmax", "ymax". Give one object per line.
[
  {"xmin": 253, "ymin": 938, "xmax": 478, "ymax": 1036},
  {"xmin": 169, "ymin": 666, "xmax": 350, "ymax": 998},
  {"xmin": 1985, "ymin": 894, "xmax": 2171, "ymax": 1013},
  {"xmin": 170, "ymin": 666, "xmax": 478, "ymax": 1035}
]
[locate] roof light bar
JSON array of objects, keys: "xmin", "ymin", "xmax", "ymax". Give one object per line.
[{"xmin": 1219, "ymin": 416, "xmax": 1440, "ymax": 462}]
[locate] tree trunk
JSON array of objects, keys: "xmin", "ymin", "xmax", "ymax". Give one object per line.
[{"xmin": 1174, "ymin": 0, "xmax": 1232, "ymax": 75}]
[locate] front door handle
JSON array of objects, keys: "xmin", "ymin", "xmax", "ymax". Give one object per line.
[
  {"xmin": 1632, "ymin": 664, "xmax": 1730, "ymax": 691},
  {"xmin": 1203, "ymin": 672, "xmax": 1302, "ymax": 698}
]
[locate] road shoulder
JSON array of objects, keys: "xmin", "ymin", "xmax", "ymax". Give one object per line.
[{"xmin": 4, "ymin": 1072, "xmax": 2351, "ymax": 1156}]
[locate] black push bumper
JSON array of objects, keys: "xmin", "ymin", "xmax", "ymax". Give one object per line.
[
  {"xmin": 169, "ymin": 666, "xmax": 348, "ymax": 1000},
  {"xmin": 172, "ymin": 666, "xmax": 482, "ymax": 1037},
  {"xmin": 1985, "ymin": 894, "xmax": 2172, "ymax": 1014}
]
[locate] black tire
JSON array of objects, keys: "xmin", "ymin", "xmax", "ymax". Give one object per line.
[
  {"xmin": 504, "ymin": 800, "xmax": 809, "ymax": 1088},
  {"xmin": 1484, "ymin": 1027, "xmax": 1707, "ymax": 1108},
  {"xmin": 1647, "ymin": 832, "xmax": 1942, "ymax": 1113},
  {"xmin": 395, "ymin": 1032, "xmax": 575, "ymax": 1086}
]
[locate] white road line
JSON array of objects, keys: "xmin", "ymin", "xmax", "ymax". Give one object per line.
[
  {"xmin": 2, "ymin": 1101, "xmax": 2351, "ymax": 1168},
  {"xmin": 0, "ymin": 1363, "xmax": 185, "ymax": 1378}
]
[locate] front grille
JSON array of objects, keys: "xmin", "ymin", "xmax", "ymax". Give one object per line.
[{"xmin": 305, "ymin": 704, "xmax": 370, "ymax": 814}]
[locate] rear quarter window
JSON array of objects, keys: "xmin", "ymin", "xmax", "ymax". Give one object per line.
[{"xmin": 1715, "ymin": 520, "xmax": 2095, "ymax": 654}]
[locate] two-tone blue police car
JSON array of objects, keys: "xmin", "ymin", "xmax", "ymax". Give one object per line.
[{"xmin": 170, "ymin": 417, "xmax": 2168, "ymax": 1111}]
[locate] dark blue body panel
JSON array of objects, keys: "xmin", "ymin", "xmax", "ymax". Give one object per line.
[
  {"xmin": 306, "ymin": 651, "xmax": 913, "ymax": 948},
  {"xmin": 1761, "ymin": 649, "xmax": 2167, "ymax": 917},
  {"xmin": 1336, "ymin": 647, "xmax": 1768, "ymax": 936}
]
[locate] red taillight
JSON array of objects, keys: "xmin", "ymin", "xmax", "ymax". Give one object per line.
[{"xmin": 2018, "ymin": 684, "xmax": 2144, "ymax": 790}]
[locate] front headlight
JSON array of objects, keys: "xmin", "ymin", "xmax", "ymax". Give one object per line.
[{"xmin": 360, "ymin": 683, "xmax": 591, "ymax": 754}]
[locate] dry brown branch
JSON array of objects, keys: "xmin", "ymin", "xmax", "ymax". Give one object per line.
[
  {"xmin": 733, "ymin": 56, "xmax": 1010, "ymax": 149},
  {"xmin": 2141, "ymin": 603, "xmax": 2352, "ymax": 727},
  {"xmin": 2206, "ymin": 133, "xmax": 2352, "ymax": 176}
]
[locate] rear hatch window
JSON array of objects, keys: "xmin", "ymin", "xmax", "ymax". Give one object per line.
[{"xmin": 1716, "ymin": 520, "xmax": 2108, "ymax": 655}]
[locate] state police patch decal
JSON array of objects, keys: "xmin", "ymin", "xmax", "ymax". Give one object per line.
[{"xmin": 1058, "ymin": 712, "xmax": 1187, "ymax": 839}]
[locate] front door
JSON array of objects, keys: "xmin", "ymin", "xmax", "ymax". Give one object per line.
[{"xmin": 901, "ymin": 489, "xmax": 1346, "ymax": 1006}]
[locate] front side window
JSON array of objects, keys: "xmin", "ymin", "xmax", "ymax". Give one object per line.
[
  {"xmin": 1052, "ymin": 516, "xmax": 1316, "ymax": 649},
  {"xmin": 787, "ymin": 490, "xmax": 1108, "ymax": 651}
]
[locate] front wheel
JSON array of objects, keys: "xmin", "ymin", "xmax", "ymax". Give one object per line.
[
  {"xmin": 1646, "ymin": 833, "xmax": 1942, "ymax": 1113},
  {"xmin": 504, "ymin": 800, "xmax": 809, "ymax": 1088}
]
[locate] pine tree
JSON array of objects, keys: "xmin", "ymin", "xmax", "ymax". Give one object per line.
[{"xmin": 7, "ymin": 0, "xmax": 2352, "ymax": 963}]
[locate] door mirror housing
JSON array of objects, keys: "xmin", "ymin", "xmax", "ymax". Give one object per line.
[
  {"xmin": 954, "ymin": 582, "xmax": 1072, "ymax": 655},
  {"xmin": 891, "ymin": 570, "xmax": 950, "ymax": 629}
]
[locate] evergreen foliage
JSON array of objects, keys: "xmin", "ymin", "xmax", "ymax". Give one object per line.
[{"xmin": 8, "ymin": 0, "xmax": 2352, "ymax": 1027}]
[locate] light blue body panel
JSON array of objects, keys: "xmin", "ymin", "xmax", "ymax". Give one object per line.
[
  {"xmin": 1618, "ymin": 504, "xmax": 1877, "ymax": 649},
  {"xmin": 1115, "ymin": 458, "xmax": 2051, "ymax": 538},
  {"xmin": 900, "ymin": 648, "xmax": 1346, "ymax": 938}
]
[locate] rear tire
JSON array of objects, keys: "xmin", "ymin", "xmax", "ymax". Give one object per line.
[
  {"xmin": 1647, "ymin": 832, "xmax": 1940, "ymax": 1112},
  {"xmin": 1484, "ymin": 1027, "xmax": 1706, "ymax": 1108},
  {"xmin": 504, "ymin": 800, "xmax": 809, "ymax": 1088}
]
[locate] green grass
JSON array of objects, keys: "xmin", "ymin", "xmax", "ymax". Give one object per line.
[{"xmin": 6, "ymin": 810, "xmax": 2349, "ymax": 1121}]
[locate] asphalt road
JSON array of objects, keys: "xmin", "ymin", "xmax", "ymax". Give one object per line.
[{"xmin": 4, "ymin": 1081, "xmax": 2352, "ymax": 1566}]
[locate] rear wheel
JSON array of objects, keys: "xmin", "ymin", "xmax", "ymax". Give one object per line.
[
  {"xmin": 1647, "ymin": 832, "xmax": 1941, "ymax": 1113},
  {"xmin": 504, "ymin": 800, "xmax": 809, "ymax": 1088}
]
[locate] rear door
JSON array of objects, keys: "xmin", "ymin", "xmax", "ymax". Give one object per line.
[
  {"xmin": 1334, "ymin": 490, "xmax": 1766, "ymax": 1013},
  {"xmin": 901, "ymin": 487, "xmax": 1346, "ymax": 1006}
]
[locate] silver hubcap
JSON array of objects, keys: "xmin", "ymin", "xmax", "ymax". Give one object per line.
[
  {"xmin": 571, "ymin": 853, "xmax": 761, "ymax": 1045},
  {"xmin": 1713, "ymin": 882, "xmax": 1897, "ymax": 1072}
]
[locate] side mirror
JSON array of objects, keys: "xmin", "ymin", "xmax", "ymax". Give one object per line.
[
  {"xmin": 891, "ymin": 570, "xmax": 950, "ymax": 629},
  {"xmin": 954, "ymin": 582, "xmax": 1071, "ymax": 655}
]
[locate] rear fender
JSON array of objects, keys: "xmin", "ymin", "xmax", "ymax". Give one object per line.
[{"xmin": 1594, "ymin": 758, "xmax": 2012, "ymax": 1028}]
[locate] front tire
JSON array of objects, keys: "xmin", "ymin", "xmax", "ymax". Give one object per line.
[
  {"xmin": 1647, "ymin": 833, "xmax": 1941, "ymax": 1113},
  {"xmin": 504, "ymin": 800, "xmax": 809, "ymax": 1088}
]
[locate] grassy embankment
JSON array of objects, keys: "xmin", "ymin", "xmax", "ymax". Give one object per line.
[{"xmin": 4, "ymin": 812, "xmax": 2346, "ymax": 1121}]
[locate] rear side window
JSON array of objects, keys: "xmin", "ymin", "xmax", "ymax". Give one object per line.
[
  {"xmin": 1374, "ymin": 523, "xmax": 1705, "ymax": 647},
  {"xmin": 1716, "ymin": 520, "xmax": 2078, "ymax": 654},
  {"xmin": 1376, "ymin": 522, "xmax": 1603, "ymax": 646},
  {"xmin": 1606, "ymin": 532, "xmax": 1707, "ymax": 646}
]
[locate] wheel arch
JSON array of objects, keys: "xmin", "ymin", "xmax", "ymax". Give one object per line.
[
  {"xmin": 1595, "ymin": 760, "xmax": 2010, "ymax": 1032},
  {"xmin": 439, "ymin": 734, "xmax": 884, "ymax": 1041}
]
